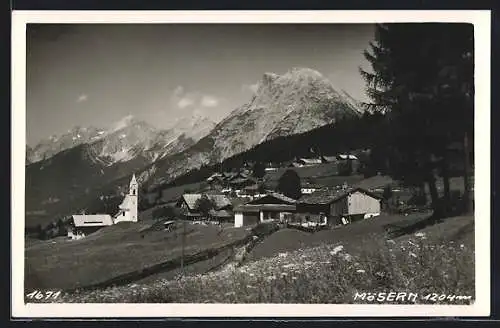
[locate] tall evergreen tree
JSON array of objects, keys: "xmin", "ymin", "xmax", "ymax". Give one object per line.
[
  {"xmin": 277, "ymin": 169, "xmax": 302, "ymax": 200},
  {"xmin": 360, "ymin": 23, "xmax": 474, "ymax": 215}
]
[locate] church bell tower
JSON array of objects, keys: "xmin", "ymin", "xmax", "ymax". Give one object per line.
[{"xmin": 128, "ymin": 173, "xmax": 138, "ymax": 222}]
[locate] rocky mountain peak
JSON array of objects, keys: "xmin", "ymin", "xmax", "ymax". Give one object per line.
[{"xmin": 141, "ymin": 67, "xmax": 364, "ymax": 189}]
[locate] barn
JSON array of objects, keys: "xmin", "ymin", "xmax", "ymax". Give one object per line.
[
  {"xmin": 176, "ymin": 193, "xmax": 232, "ymax": 220},
  {"xmin": 233, "ymin": 192, "xmax": 296, "ymax": 227},
  {"xmin": 67, "ymin": 214, "xmax": 114, "ymax": 239},
  {"xmin": 298, "ymin": 187, "xmax": 382, "ymax": 225}
]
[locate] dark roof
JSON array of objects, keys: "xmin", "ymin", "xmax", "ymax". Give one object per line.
[
  {"xmin": 247, "ymin": 192, "xmax": 297, "ymax": 205},
  {"xmin": 180, "ymin": 194, "xmax": 232, "ymax": 211},
  {"xmin": 298, "ymin": 187, "xmax": 382, "ymax": 205},
  {"xmin": 234, "ymin": 204, "xmax": 296, "ymax": 212}
]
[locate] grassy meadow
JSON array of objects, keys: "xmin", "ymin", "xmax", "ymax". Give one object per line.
[
  {"xmin": 25, "ymin": 220, "xmax": 250, "ymax": 291},
  {"xmin": 32, "ymin": 213, "xmax": 474, "ymax": 304}
]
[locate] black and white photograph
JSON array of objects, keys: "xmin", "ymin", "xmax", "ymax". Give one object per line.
[{"xmin": 12, "ymin": 10, "xmax": 490, "ymax": 318}]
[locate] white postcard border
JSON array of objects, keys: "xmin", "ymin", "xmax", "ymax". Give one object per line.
[{"xmin": 12, "ymin": 10, "xmax": 491, "ymax": 318}]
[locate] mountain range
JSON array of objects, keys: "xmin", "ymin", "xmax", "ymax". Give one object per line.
[
  {"xmin": 25, "ymin": 67, "xmax": 363, "ymax": 227},
  {"xmin": 137, "ymin": 68, "xmax": 363, "ymax": 189}
]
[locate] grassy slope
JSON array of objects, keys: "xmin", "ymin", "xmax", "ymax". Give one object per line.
[
  {"xmin": 25, "ymin": 221, "xmax": 250, "ymax": 290},
  {"xmin": 246, "ymin": 212, "xmax": 472, "ymax": 262},
  {"xmin": 44, "ymin": 213, "xmax": 474, "ymax": 303}
]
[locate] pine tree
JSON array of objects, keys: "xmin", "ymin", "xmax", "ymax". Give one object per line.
[
  {"xmin": 360, "ymin": 23, "xmax": 474, "ymax": 215},
  {"xmin": 277, "ymin": 169, "xmax": 302, "ymax": 200}
]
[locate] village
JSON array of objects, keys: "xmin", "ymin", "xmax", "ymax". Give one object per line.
[{"xmin": 64, "ymin": 151, "xmax": 425, "ymax": 240}]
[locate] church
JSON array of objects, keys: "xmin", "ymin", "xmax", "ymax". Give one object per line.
[{"xmin": 67, "ymin": 174, "xmax": 139, "ymax": 240}]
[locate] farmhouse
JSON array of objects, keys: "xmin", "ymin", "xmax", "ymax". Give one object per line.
[
  {"xmin": 67, "ymin": 214, "xmax": 114, "ymax": 240},
  {"xmin": 234, "ymin": 192, "xmax": 296, "ymax": 227},
  {"xmin": 298, "ymin": 187, "xmax": 382, "ymax": 225},
  {"xmin": 67, "ymin": 174, "xmax": 139, "ymax": 239},
  {"xmin": 176, "ymin": 193, "xmax": 232, "ymax": 220}
]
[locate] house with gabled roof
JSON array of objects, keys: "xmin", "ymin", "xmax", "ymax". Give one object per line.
[
  {"xmin": 67, "ymin": 214, "xmax": 115, "ymax": 240},
  {"xmin": 233, "ymin": 192, "xmax": 296, "ymax": 227},
  {"xmin": 176, "ymin": 193, "xmax": 233, "ymax": 220},
  {"xmin": 298, "ymin": 186, "xmax": 382, "ymax": 225}
]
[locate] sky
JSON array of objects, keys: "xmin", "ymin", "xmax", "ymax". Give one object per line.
[{"xmin": 26, "ymin": 23, "xmax": 376, "ymax": 145}]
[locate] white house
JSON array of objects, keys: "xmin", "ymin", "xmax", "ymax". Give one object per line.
[
  {"xmin": 67, "ymin": 174, "xmax": 139, "ymax": 239},
  {"xmin": 234, "ymin": 192, "xmax": 296, "ymax": 228},
  {"xmin": 298, "ymin": 187, "xmax": 382, "ymax": 225},
  {"xmin": 67, "ymin": 214, "xmax": 114, "ymax": 240}
]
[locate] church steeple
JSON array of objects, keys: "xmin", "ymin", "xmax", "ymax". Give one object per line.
[{"xmin": 129, "ymin": 173, "xmax": 138, "ymax": 196}]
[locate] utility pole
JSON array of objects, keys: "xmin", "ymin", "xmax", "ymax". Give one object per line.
[{"xmin": 180, "ymin": 220, "xmax": 186, "ymax": 276}]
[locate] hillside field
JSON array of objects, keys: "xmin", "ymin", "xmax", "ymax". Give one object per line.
[
  {"xmin": 30, "ymin": 211, "xmax": 474, "ymax": 303},
  {"xmin": 25, "ymin": 220, "xmax": 250, "ymax": 291}
]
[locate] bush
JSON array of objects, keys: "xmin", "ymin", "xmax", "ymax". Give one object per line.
[{"xmin": 251, "ymin": 222, "xmax": 280, "ymax": 238}]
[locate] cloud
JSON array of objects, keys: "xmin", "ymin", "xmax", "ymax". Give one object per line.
[
  {"xmin": 177, "ymin": 97, "xmax": 195, "ymax": 109},
  {"xmin": 200, "ymin": 95, "xmax": 219, "ymax": 108},
  {"xmin": 242, "ymin": 83, "xmax": 259, "ymax": 94},
  {"xmin": 171, "ymin": 86, "xmax": 221, "ymax": 110},
  {"xmin": 76, "ymin": 94, "xmax": 88, "ymax": 103}
]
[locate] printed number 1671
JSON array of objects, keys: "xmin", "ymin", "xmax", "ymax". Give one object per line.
[{"xmin": 26, "ymin": 290, "xmax": 61, "ymax": 300}]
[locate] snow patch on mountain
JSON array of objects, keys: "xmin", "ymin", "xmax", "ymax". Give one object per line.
[{"xmin": 27, "ymin": 112, "xmax": 215, "ymax": 166}]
